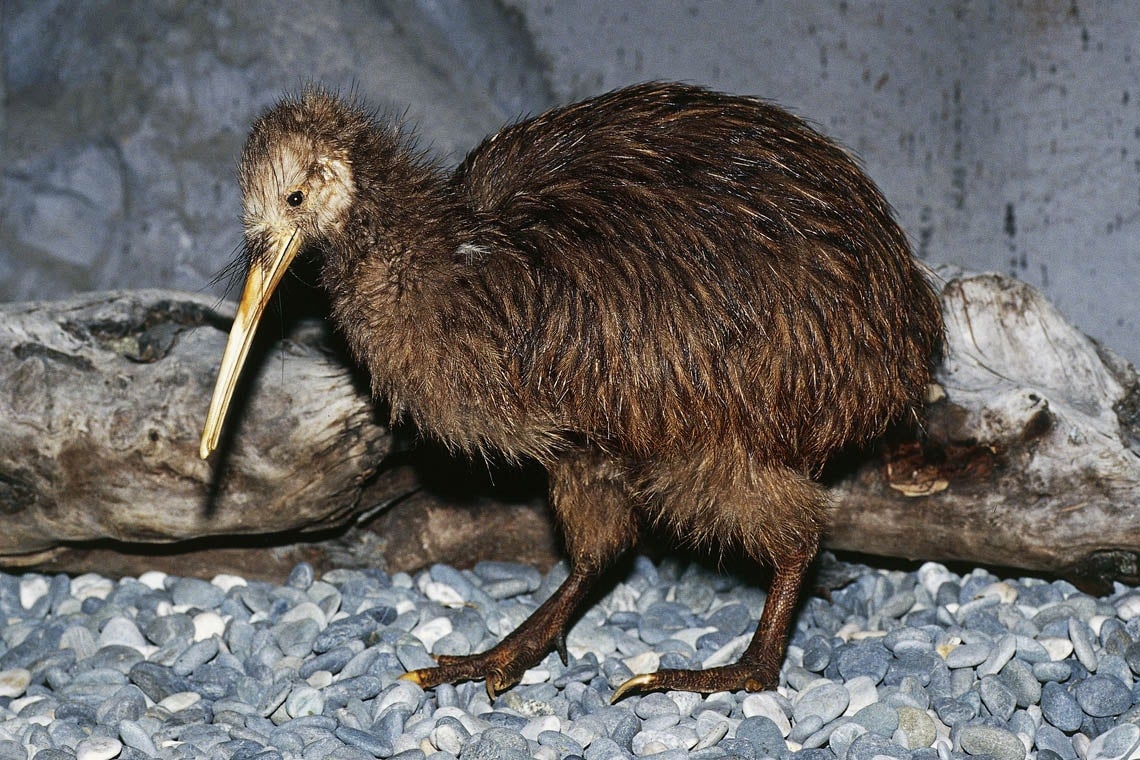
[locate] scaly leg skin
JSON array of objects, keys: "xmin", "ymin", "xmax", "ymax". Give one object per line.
[
  {"xmin": 611, "ymin": 538, "xmax": 818, "ymax": 700},
  {"xmin": 611, "ymin": 463, "xmax": 828, "ymax": 701},
  {"xmin": 402, "ymin": 450, "xmax": 638, "ymax": 698},
  {"xmin": 402, "ymin": 567, "xmax": 594, "ymax": 697}
]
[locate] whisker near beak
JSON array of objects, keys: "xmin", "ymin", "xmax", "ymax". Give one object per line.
[{"xmin": 200, "ymin": 228, "xmax": 304, "ymax": 459}]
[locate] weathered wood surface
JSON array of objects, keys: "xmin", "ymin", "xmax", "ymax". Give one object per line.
[
  {"xmin": 3, "ymin": 272, "xmax": 1139, "ymax": 583},
  {"xmin": 0, "ymin": 290, "xmax": 392, "ymax": 563},
  {"xmin": 827, "ymin": 268, "xmax": 1140, "ymax": 584}
]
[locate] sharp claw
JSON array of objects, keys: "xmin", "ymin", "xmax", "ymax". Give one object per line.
[
  {"xmin": 485, "ymin": 678, "xmax": 498, "ymax": 701},
  {"xmin": 399, "ymin": 670, "xmax": 428, "ymax": 686},
  {"xmin": 611, "ymin": 673, "xmax": 657, "ymax": 703},
  {"xmin": 555, "ymin": 635, "xmax": 568, "ymax": 666}
]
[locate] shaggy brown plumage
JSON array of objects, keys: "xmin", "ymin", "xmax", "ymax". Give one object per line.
[{"xmin": 203, "ymin": 82, "xmax": 944, "ymax": 698}]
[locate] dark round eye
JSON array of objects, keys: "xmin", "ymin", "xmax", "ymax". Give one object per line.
[{"xmin": 286, "ymin": 190, "xmax": 304, "ymax": 207}]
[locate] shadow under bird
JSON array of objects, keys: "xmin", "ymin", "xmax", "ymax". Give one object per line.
[{"xmin": 201, "ymin": 82, "xmax": 943, "ymax": 699}]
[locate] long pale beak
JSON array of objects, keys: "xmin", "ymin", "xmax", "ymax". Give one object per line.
[{"xmin": 199, "ymin": 228, "xmax": 303, "ymax": 459}]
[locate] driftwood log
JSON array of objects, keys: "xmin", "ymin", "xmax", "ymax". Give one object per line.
[
  {"xmin": 1, "ymin": 272, "xmax": 1139, "ymax": 584},
  {"xmin": 0, "ymin": 291, "xmax": 392, "ymax": 563}
]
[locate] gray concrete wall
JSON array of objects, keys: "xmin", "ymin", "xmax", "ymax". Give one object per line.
[{"xmin": 3, "ymin": 1, "xmax": 1138, "ymax": 363}]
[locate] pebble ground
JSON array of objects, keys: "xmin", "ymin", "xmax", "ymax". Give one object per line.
[{"xmin": 1, "ymin": 554, "xmax": 1139, "ymax": 760}]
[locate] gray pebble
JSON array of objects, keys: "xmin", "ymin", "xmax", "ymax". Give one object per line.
[
  {"xmin": 979, "ymin": 675, "xmax": 1017, "ymax": 721},
  {"xmin": 1036, "ymin": 724, "xmax": 1078, "ymax": 760},
  {"xmin": 736, "ymin": 716, "xmax": 788, "ymax": 758},
  {"xmin": 172, "ymin": 636, "xmax": 218, "ymax": 676},
  {"xmin": 275, "ymin": 618, "xmax": 320, "ymax": 658},
  {"xmin": 583, "ymin": 737, "xmax": 628, "ymax": 760},
  {"xmin": 95, "ymin": 683, "xmax": 146, "ymax": 724},
  {"xmin": 336, "ymin": 726, "xmax": 393, "ymax": 757},
  {"xmin": 847, "ymin": 731, "xmax": 910, "ymax": 760},
  {"xmin": 837, "ymin": 641, "xmax": 890, "ymax": 683},
  {"xmin": 1085, "ymin": 723, "xmax": 1140, "ymax": 760},
  {"xmin": 1099, "ymin": 653, "xmax": 1133, "ymax": 687},
  {"xmin": 977, "ymin": 634, "xmax": 1017, "ymax": 676},
  {"xmin": 794, "ymin": 682, "xmax": 850, "ymax": 724},
  {"xmin": 170, "ymin": 577, "xmax": 225, "ymax": 609},
  {"xmin": 957, "ymin": 725, "xmax": 1026, "ymax": 760},
  {"xmin": 802, "ymin": 635, "xmax": 832, "ymax": 672},
  {"xmin": 852, "ymin": 702, "xmax": 899, "ymax": 736},
  {"xmin": 944, "ymin": 642, "xmax": 990, "ymax": 669},
  {"xmin": 286, "ymin": 563, "xmax": 315, "ymax": 590},
  {"xmin": 788, "ymin": 713, "xmax": 823, "ymax": 744},
  {"xmin": 829, "ymin": 721, "xmax": 868, "ymax": 758},
  {"xmin": 127, "ymin": 661, "xmax": 192, "ymax": 702},
  {"xmin": 145, "ymin": 614, "xmax": 195, "ymax": 646},
  {"xmin": 895, "ymin": 705, "xmax": 936, "ymax": 749},
  {"xmin": 118, "ymin": 719, "xmax": 159, "ymax": 756},
  {"xmin": 1033, "ymin": 660, "xmax": 1072, "ymax": 683},
  {"xmin": 1070, "ymin": 618, "xmax": 1100, "ymax": 672},
  {"xmin": 999, "ymin": 658, "xmax": 1040, "ymax": 707},
  {"xmin": 1074, "ymin": 673, "xmax": 1133, "ymax": 717},
  {"xmin": 312, "ymin": 607, "xmax": 397, "ymax": 653},
  {"xmin": 1014, "ymin": 635, "xmax": 1050, "ymax": 664}
]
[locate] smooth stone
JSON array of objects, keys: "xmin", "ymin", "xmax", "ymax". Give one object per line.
[
  {"xmin": 286, "ymin": 685, "xmax": 324, "ymax": 718},
  {"xmin": 1011, "ymin": 637, "xmax": 1049, "ymax": 666},
  {"xmin": 1074, "ymin": 674, "xmax": 1133, "ymax": 717},
  {"xmin": 287, "ymin": 563, "xmax": 315, "ymax": 589},
  {"xmin": 1035, "ymin": 724, "xmax": 1079, "ymax": 760},
  {"xmin": 635, "ymin": 692, "xmax": 681, "ymax": 720},
  {"xmin": 192, "ymin": 611, "xmax": 227, "ymax": 642},
  {"xmin": 1039, "ymin": 637, "xmax": 1074, "ymax": 661},
  {"xmin": 844, "ymin": 676, "xmax": 879, "ymax": 715},
  {"xmin": 830, "ymin": 721, "xmax": 868, "ymax": 758},
  {"xmin": 1033, "ymin": 660, "xmax": 1072, "ymax": 682},
  {"xmin": 789, "ymin": 714, "xmax": 824, "ymax": 745},
  {"xmin": 793, "ymin": 681, "xmax": 850, "ymax": 724},
  {"xmin": 144, "ymin": 614, "xmax": 195, "ymax": 647},
  {"xmin": 895, "ymin": 705, "xmax": 936, "ymax": 749},
  {"xmin": 172, "ymin": 637, "xmax": 219, "ymax": 676},
  {"xmin": 837, "ymin": 641, "xmax": 890, "ymax": 683},
  {"xmin": 118, "ymin": 719, "xmax": 159, "ymax": 755},
  {"xmin": 1070, "ymin": 618, "xmax": 1100, "ymax": 672},
  {"xmin": 1085, "ymin": 723, "xmax": 1140, "ymax": 760},
  {"xmin": 1040, "ymin": 682, "xmax": 1083, "ymax": 732},
  {"xmin": 0, "ymin": 668, "xmax": 30, "ymax": 698},
  {"xmin": 979, "ymin": 675, "xmax": 1016, "ymax": 721},
  {"xmin": 158, "ymin": 691, "xmax": 201, "ymax": 713},
  {"xmin": 431, "ymin": 719, "xmax": 470, "ymax": 755},
  {"xmin": 171, "ymin": 577, "xmax": 226, "ymax": 609},
  {"xmin": 957, "ymin": 725, "xmax": 1026, "ymax": 760},
  {"xmin": 75, "ymin": 737, "xmax": 123, "ymax": 760},
  {"xmin": 740, "ymin": 692, "xmax": 791, "ymax": 736},
  {"xmin": 802, "ymin": 635, "xmax": 832, "ymax": 672},
  {"xmin": 279, "ymin": 601, "xmax": 327, "ymax": 628},
  {"xmin": 999, "ymin": 658, "xmax": 1041, "ymax": 707},
  {"xmin": 336, "ymin": 726, "xmax": 393, "ymax": 757},
  {"xmin": 735, "ymin": 716, "xmax": 789, "ymax": 758},
  {"xmin": 632, "ymin": 728, "xmax": 693, "ymax": 754},
  {"xmin": 944, "ymin": 642, "xmax": 990, "ymax": 669},
  {"xmin": 99, "ymin": 616, "xmax": 150, "ymax": 652},
  {"xmin": 852, "ymin": 702, "xmax": 899, "ymax": 737},
  {"xmin": 977, "ymin": 634, "xmax": 1017, "ymax": 676},
  {"xmin": 60, "ymin": 625, "xmax": 98, "ymax": 660},
  {"xmin": 847, "ymin": 731, "xmax": 910, "ymax": 760},
  {"xmin": 95, "ymin": 684, "xmax": 146, "ymax": 723},
  {"xmin": 211, "ymin": 573, "xmax": 247, "ymax": 593},
  {"xmin": 274, "ymin": 618, "xmax": 320, "ymax": 658},
  {"xmin": 691, "ymin": 721, "xmax": 730, "ymax": 751},
  {"xmin": 19, "ymin": 576, "xmax": 49, "ymax": 610}
]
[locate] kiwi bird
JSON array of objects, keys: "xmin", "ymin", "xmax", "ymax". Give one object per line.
[{"xmin": 201, "ymin": 82, "xmax": 943, "ymax": 699}]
